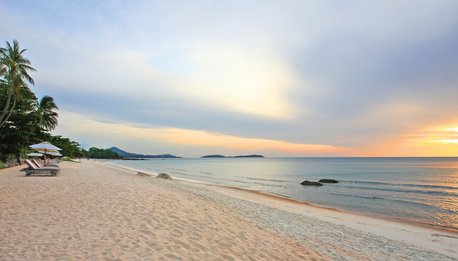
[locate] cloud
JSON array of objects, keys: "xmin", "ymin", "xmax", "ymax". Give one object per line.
[
  {"xmin": 1, "ymin": 0, "xmax": 458, "ymax": 155},
  {"xmin": 55, "ymin": 110, "xmax": 349, "ymax": 157},
  {"xmin": 177, "ymin": 44, "xmax": 297, "ymax": 118}
]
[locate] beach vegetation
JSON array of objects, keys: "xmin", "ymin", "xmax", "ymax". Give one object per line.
[
  {"xmin": 35, "ymin": 95, "xmax": 59, "ymax": 131},
  {"xmin": 87, "ymin": 147, "xmax": 122, "ymax": 159},
  {"xmin": 0, "ymin": 40, "xmax": 86, "ymax": 164},
  {"xmin": 47, "ymin": 135, "xmax": 85, "ymax": 158},
  {"xmin": 109, "ymin": 146, "xmax": 179, "ymax": 158},
  {"xmin": 0, "ymin": 40, "xmax": 36, "ymax": 128},
  {"xmin": 61, "ymin": 156, "xmax": 81, "ymax": 162}
]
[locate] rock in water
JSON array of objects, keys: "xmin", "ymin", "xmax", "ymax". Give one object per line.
[
  {"xmin": 319, "ymin": 179, "xmax": 338, "ymax": 183},
  {"xmin": 301, "ymin": 180, "xmax": 323, "ymax": 186},
  {"xmin": 156, "ymin": 173, "xmax": 172, "ymax": 180},
  {"xmin": 137, "ymin": 172, "xmax": 151, "ymax": 177}
]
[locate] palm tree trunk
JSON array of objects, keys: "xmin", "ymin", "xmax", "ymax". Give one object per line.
[
  {"xmin": 0, "ymin": 87, "xmax": 13, "ymax": 127},
  {"xmin": 0, "ymin": 96, "xmax": 17, "ymax": 127},
  {"xmin": 15, "ymin": 151, "xmax": 21, "ymax": 164}
]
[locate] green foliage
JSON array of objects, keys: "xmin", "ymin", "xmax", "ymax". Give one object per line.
[
  {"xmin": 0, "ymin": 86, "xmax": 39, "ymax": 162},
  {"xmin": 48, "ymin": 135, "xmax": 85, "ymax": 158},
  {"xmin": 0, "ymin": 40, "xmax": 36, "ymax": 128},
  {"xmin": 87, "ymin": 147, "xmax": 122, "ymax": 159},
  {"xmin": 0, "ymin": 154, "xmax": 17, "ymax": 166},
  {"xmin": 61, "ymin": 156, "xmax": 80, "ymax": 162},
  {"xmin": 34, "ymin": 96, "xmax": 58, "ymax": 131},
  {"xmin": 0, "ymin": 40, "xmax": 89, "ymax": 164}
]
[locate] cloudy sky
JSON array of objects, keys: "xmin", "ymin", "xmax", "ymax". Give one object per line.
[{"xmin": 1, "ymin": 0, "xmax": 458, "ymax": 157}]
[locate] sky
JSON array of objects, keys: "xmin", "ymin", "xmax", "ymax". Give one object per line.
[{"xmin": 1, "ymin": 0, "xmax": 458, "ymax": 157}]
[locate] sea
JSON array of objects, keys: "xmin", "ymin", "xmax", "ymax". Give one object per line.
[{"xmin": 109, "ymin": 157, "xmax": 458, "ymax": 232}]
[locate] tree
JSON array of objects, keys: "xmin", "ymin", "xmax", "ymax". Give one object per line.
[
  {"xmin": 0, "ymin": 40, "xmax": 36, "ymax": 128},
  {"xmin": 48, "ymin": 135, "xmax": 85, "ymax": 158},
  {"xmin": 0, "ymin": 87, "xmax": 38, "ymax": 162},
  {"xmin": 87, "ymin": 147, "xmax": 122, "ymax": 159},
  {"xmin": 0, "ymin": 40, "xmax": 85, "ymax": 163},
  {"xmin": 35, "ymin": 95, "xmax": 59, "ymax": 131}
]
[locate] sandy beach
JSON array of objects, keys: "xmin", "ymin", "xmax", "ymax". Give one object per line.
[{"xmin": 0, "ymin": 161, "xmax": 457, "ymax": 260}]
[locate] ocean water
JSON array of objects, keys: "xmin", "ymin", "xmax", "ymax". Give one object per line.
[{"xmin": 110, "ymin": 157, "xmax": 458, "ymax": 232}]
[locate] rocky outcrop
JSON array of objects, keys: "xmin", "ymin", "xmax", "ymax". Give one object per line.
[
  {"xmin": 137, "ymin": 172, "xmax": 152, "ymax": 177},
  {"xmin": 156, "ymin": 173, "xmax": 172, "ymax": 180},
  {"xmin": 300, "ymin": 180, "xmax": 323, "ymax": 186},
  {"xmin": 319, "ymin": 179, "xmax": 338, "ymax": 183}
]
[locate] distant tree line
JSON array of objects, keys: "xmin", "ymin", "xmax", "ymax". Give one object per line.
[{"xmin": 86, "ymin": 147, "xmax": 122, "ymax": 159}]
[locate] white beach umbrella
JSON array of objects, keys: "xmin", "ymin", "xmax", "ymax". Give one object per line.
[
  {"xmin": 29, "ymin": 142, "xmax": 61, "ymax": 154},
  {"xmin": 27, "ymin": 152, "xmax": 44, "ymax": 157},
  {"xmin": 29, "ymin": 142, "xmax": 62, "ymax": 164},
  {"xmin": 47, "ymin": 151, "xmax": 63, "ymax": 157}
]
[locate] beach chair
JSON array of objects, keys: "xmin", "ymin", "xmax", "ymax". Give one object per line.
[
  {"xmin": 49, "ymin": 159, "xmax": 60, "ymax": 164},
  {"xmin": 32, "ymin": 159, "xmax": 60, "ymax": 170},
  {"xmin": 22, "ymin": 160, "xmax": 59, "ymax": 176}
]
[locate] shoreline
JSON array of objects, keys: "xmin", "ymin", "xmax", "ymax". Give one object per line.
[
  {"xmin": 106, "ymin": 161, "xmax": 458, "ymax": 235},
  {"xmin": 103, "ymin": 161, "xmax": 458, "ymax": 259},
  {"xmin": 1, "ymin": 161, "xmax": 456, "ymax": 259}
]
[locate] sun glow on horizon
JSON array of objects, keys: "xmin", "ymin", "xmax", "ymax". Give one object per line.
[
  {"xmin": 366, "ymin": 123, "xmax": 458, "ymax": 156},
  {"xmin": 429, "ymin": 127, "xmax": 458, "ymax": 145},
  {"xmin": 55, "ymin": 110, "xmax": 458, "ymax": 157}
]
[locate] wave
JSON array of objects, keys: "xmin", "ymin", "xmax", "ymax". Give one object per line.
[
  {"xmin": 336, "ymin": 185, "xmax": 458, "ymax": 197},
  {"xmin": 250, "ymin": 182, "xmax": 287, "ymax": 188},
  {"xmin": 164, "ymin": 167, "xmax": 187, "ymax": 172},
  {"xmin": 169, "ymin": 171, "xmax": 192, "ymax": 177},
  {"xmin": 240, "ymin": 176, "xmax": 285, "ymax": 183},
  {"xmin": 340, "ymin": 180, "xmax": 458, "ymax": 190},
  {"xmin": 192, "ymin": 175, "xmax": 251, "ymax": 184},
  {"xmin": 329, "ymin": 192, "xmax": 458, "ymax": 215},
  {"xmin": 200, "ymin": 171, "xmax": 215, "ymax": 175}
]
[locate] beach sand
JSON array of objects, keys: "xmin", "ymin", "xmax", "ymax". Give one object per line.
[{"xmin": 0, "ymin": 161, "xmax": 457, "ymax": 260}]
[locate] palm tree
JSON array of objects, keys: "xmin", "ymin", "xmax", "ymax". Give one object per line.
[
  {"xmin": 0, "ymin": 40, "xmax": 36, "ymax": 127},
  {"xmin": 35, "ymin": 95, "xmax": 59, "ymax": 131}
]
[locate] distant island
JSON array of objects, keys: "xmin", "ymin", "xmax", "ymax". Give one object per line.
[
  {"xmin": 201, "ymin": 154, "xmax": 226, "ymax": 158},
  {"xmin": 109, "ymin": 147, "xmax": 181, "ymax": 159},
  {"xmin": 201, "ymin": 154, "xmax": 264, "ymax": 158},
  {"xmin": 233, "ymin": 155, "xmax": 264, "ymax": 158}
]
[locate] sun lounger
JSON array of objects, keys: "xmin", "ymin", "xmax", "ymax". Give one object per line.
[
  {"xmin": 22, "ymin": 160, "xmax": 59, "ymax": 176},
  {"xmin": 32, "ymin": 159, "xmax": 60, "ymax": 170},
  {"xmin": 30, "ymin": 159, "xmax": 59, "ymax": 170}
]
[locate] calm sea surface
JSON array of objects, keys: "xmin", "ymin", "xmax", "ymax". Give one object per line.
[{"xmin": 110, "ymin": 157, "xmax": 458, "ymax": 232}]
